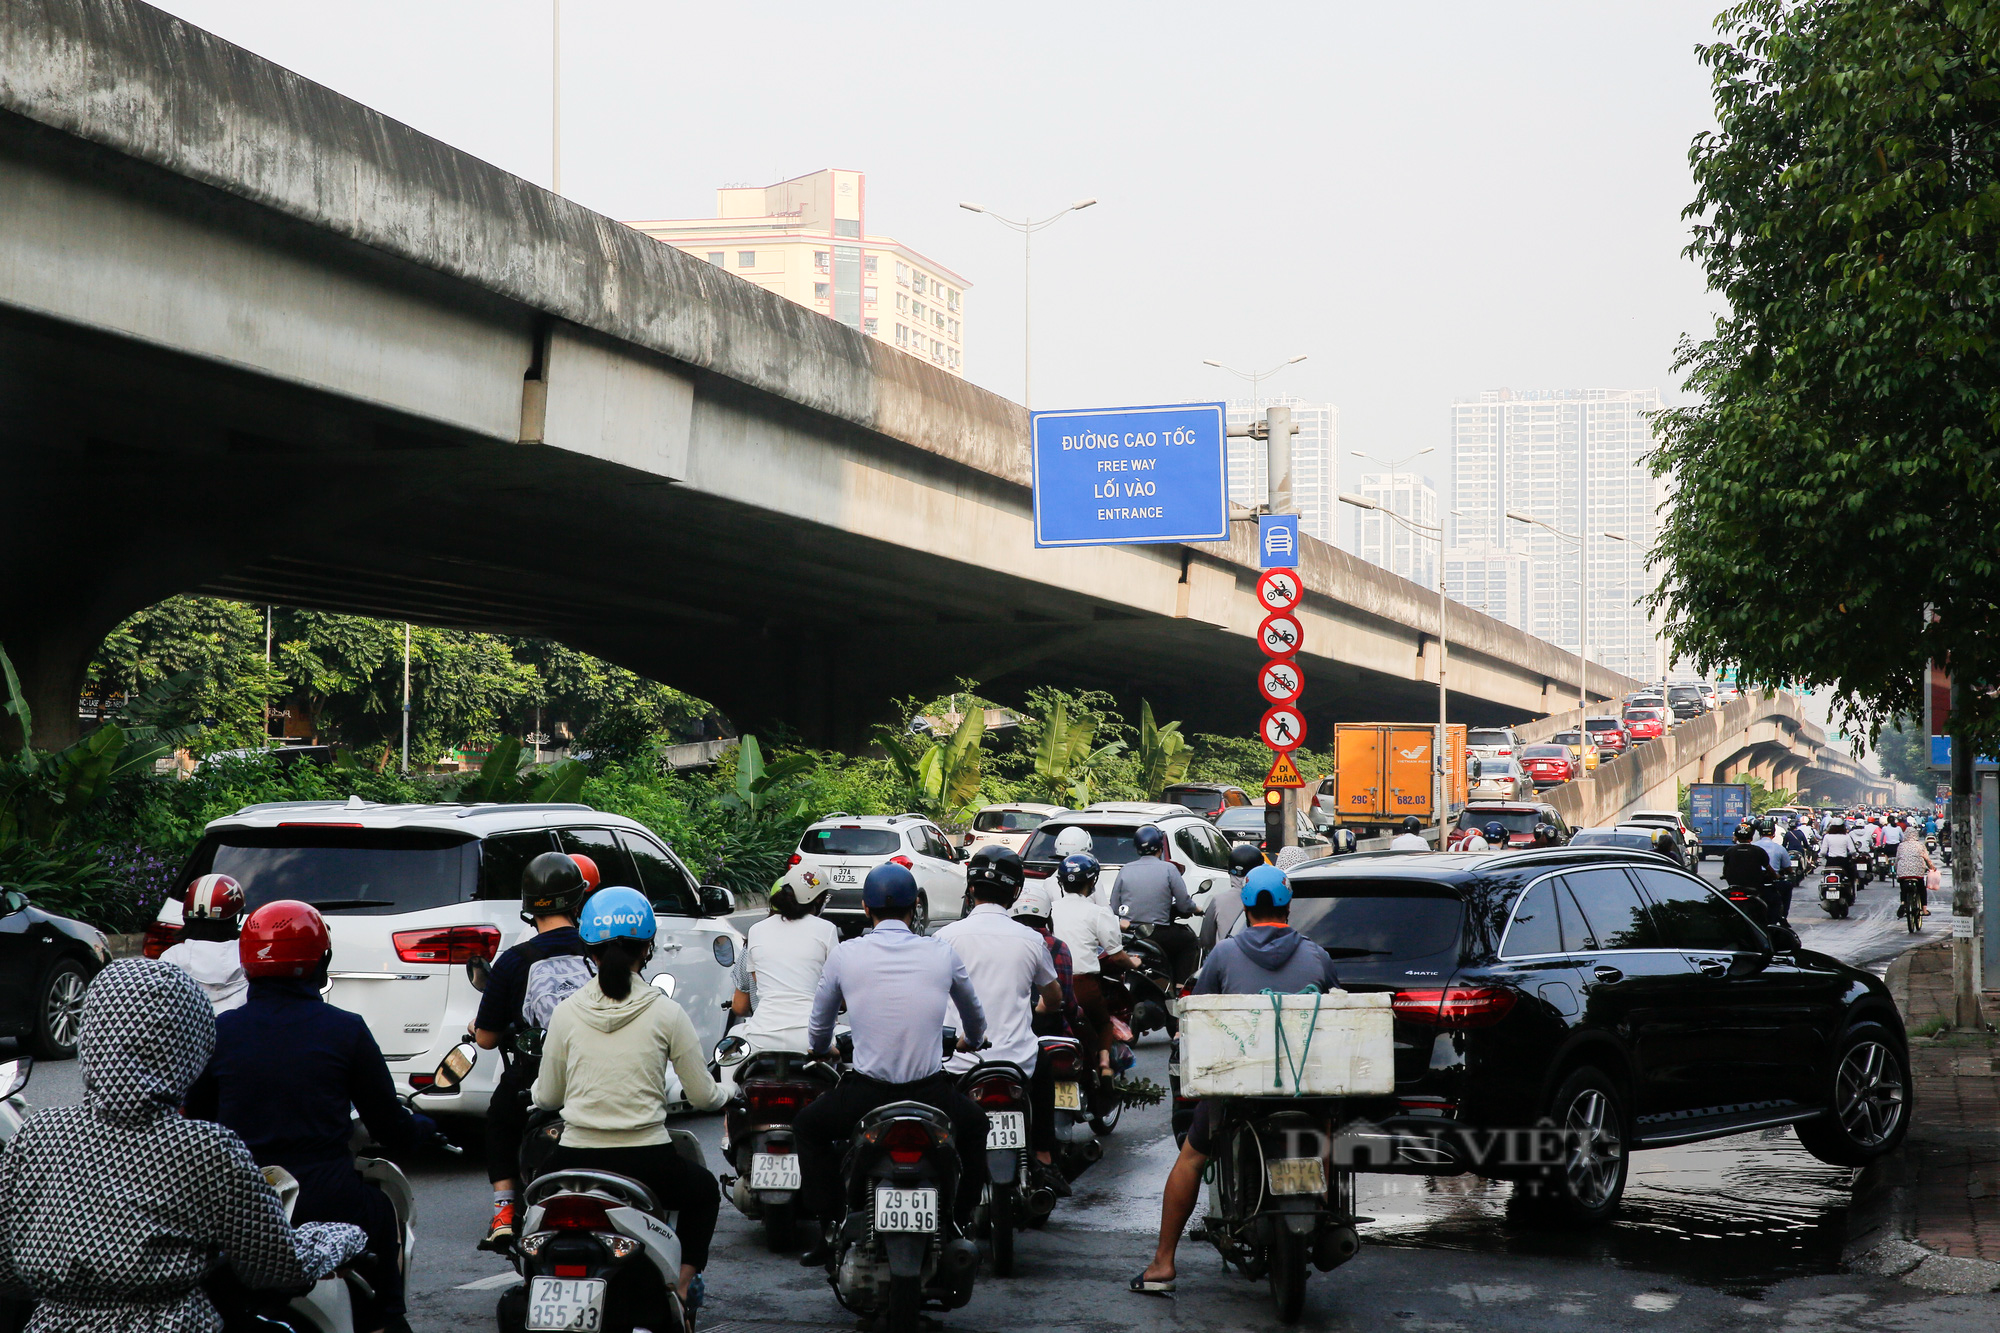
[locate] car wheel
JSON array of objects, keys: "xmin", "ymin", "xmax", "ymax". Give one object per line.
[
  {"xmin": 1519, "ymin": 1066, "xmax": 1629, "ymax": 1226},
  {"xmin": 30, "ymin": 959, "xmax": 89, "ymax": 1060},
  {"xmin": 1795, "ymin": 1021, "xmax": 1910, "ymax": 1165}
]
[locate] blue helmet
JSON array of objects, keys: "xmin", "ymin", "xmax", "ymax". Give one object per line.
[
  {"xmin": 1482, "ymin": 821, "xmax": 1507, "ymax": 845},
  {"xmin": 1133, "ymin": 824, "xmax": 1167, "ymax": 856},
  {"xmin": 1241, "ymin": 864, "xmax": 1292, "ymax": 910},
  {"xmin": 862, "ymin": 861, "xmax": 919, "ymax": 912},
  {"xmin": 578, "ymin": 886, "xmax": 656, "ymax": 943},
  {"xmin": 1057, "ymin": 853, "xmax": 1101, "ymax": 894}
]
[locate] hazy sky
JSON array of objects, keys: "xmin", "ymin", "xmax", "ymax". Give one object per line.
[{"xmin": 153, "ymin": 0, "xmax": 1726, "ymax": 508}]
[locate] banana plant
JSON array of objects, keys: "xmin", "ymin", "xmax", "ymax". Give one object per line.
[
  {"xmin": 877, "ymin": 710, "xmax": 987, "ymax": 820},
  {"xmin": 1135, "ymin": 700, "xmax": 1192, "ymax": 800},
  {"xmin": 456, "ymin": 735, "xmax": 588, "ymax": 805},
  {"xmin": 1032, "ymin": 700, "xmax": 1126, "ymax": 806},
  {"xmin": 719, "ymin": 735, "xmax": 815, "ymax": 821}
]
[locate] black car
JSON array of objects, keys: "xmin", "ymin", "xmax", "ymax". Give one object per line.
[
  {"xmin": 0, "ymin": 885, "xmax": 111, "ymax": 1058},
  {"xmin": 1174, "ymin": 848, "xmax": 1909, "ymax": 1224},
  {"xmin": 1665, "ymin": 685, "xmax": 1709, "ymax": 720}
]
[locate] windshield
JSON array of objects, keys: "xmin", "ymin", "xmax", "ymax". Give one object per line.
[
  {"xmin": 1584, "ymin": 719, "xmax": 1620, "ymax": 732},
  {"xmin": 972, "ymin": 809, "xmax": 1048, "ymax": 834},
  {"xmin": 1551, "ymin": 732, "xmax": 1583, "ymax": 746},
  {"xmin": 1624, "ymin": 709, "xmax": 1662, "ymax": 721},
  {"xmin": 801, "ymin": 826, "xmax": 901, "ymax": 857},
  {"xmin": 192, "ymin": 827, "xmax": 478, "ymax": 915},
  {"xmin": 1215, "ymin": 808, "xmax": 1266, "ymax": 834},
  {"xmin": 1668, "ymin": 686, "xmax": 1701, "ymax": 700},
  {"xmin": 1454, "ymin": 810, "xmax": 1539, "ymax": 834},
  {"xmin": 1021, "ymin": 824, "xmax": 1142, "ymax": 865},
  {"xmin": 1569, "ymin": 830, "xmax": 1654, "ymax": 851},
  {"xmin": 1475, "ymin": 760, "xmax": 1521, "ymax": 776},
  {"xmin": 1285, "ymin": 879, "xmax": 1463, "ymax": 964},
  {"xmin": 1166, "ymin": 788, "xmax": 1227, "ymax": 815},
  {"xmin": 1467, "ymin": 730, "xmax": 1513, "ymax": 748},
  {"xmin": 1522, "ymin": 746, "xmax": 1569, "ymax": 759}
]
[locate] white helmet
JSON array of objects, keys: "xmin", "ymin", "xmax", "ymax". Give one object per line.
[
  {"xmin": 1053, "ymin": 826, "xmax": 1093, "ymax": 858},
  {"xmin": 1010, "ymin": 882, "xmax": 1055, "ymax": 921},
  {"xmin": 783, "ymin": 866, "xmax": 832, "ymax": 906}
]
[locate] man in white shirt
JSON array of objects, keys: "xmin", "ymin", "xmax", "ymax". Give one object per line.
[
  {"xmin": 1048, "ymin": 853, "xmax": 1133, "ymax": 1083},
  {"xmin": 937, "ymin": 847, "xmax": 1064, "ymax": 1188},
  {"xmin": 1390, "ymin": 816, "xmax": 1431, "ymax": 852}
]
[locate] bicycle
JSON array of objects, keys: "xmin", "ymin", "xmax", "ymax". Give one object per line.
[{"xmin": 1896, "ymin": 876, "xmax": 1926, "ymax": 935}]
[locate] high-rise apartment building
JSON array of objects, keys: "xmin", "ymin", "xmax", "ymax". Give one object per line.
[
  {"xmin": 626, "ymin": 169, "xmax": 969, "ymax": 376},
  {"xmin": 1444, "ymin": 388, "xmax": 1665, "ymax": 681},
  {"xmin": 1224, "ymin": 398, "xmax": 1340, "ymax": 547},
  {"xmin": 1354, "ymin": 473, "xmax": 1438, "ymax": 587},
  {"xmin": 1443, "ymin": 545, "xmax": 1535, "ymax": 630}
]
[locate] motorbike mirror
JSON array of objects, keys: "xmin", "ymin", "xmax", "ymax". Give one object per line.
[
  {"xmin": 424, "ymin": 1042, "xmax": 478, "ymax": 1095},
  {"xmin": 465, "ymin": 954, "xmax": 492, "ymax": 993},
  {"xmin": 652, "ymin": 972, "xmax": 677, "ymax": 998},
  {"xmin": 0, "ymin": 1056, "xmax": 31, "ymax": 1101},
  {"xmin": 714, "ymin": 1035, "xmax": 749, "ymax": 1067}
]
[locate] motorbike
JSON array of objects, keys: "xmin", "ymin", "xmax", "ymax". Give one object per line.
[
  {"xmin": 1037, "ymin": 1035, "xmax": 1105, "ymax": 1188},
  {"xmin": 815, "ymin": 1033, "xmax": 980, "ymax": 1333},
  {"xmin": 1085, "ymin": 976, "xmax": 1139, "ymax": 1136},
  {"xmin": 1871, "ymin": 846, "xmax": 1894, "ymax": 881},
  {"xmin": 1817, "ymin": 863, "xmax": 1857, "ymax": 919},
  {"xmin": 1194, "ymin": 1097, "xmax": 1361, "ymax": 1324},
  {"xmin": 955, "ymin": 1058, "xmax": 1053, "ymax": 1276},
  {"xmin": 717, "ymin": 1043, "xmax": 836, "ymax": 1251},
  {"xmin": 1109, "ymin": 923, "xmax": 1180, "ymax": 1040}
]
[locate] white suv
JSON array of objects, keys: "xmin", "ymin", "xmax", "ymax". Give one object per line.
[
  {"xmin": 144, "ymin": 798, "xmax": 745, "ymax": 1116},
  {"xmin": 1018, "ymin": 802, "xmax": 1235, "ymax": 916},
  {"xmin": 788, "ymin": 813, "xmax": 968, "ymax": 936}
]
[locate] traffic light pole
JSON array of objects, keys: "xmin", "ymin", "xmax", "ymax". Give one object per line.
[{"xmin": 1267, "ymin": 403, "xmax": 1297, "ymax": 852}]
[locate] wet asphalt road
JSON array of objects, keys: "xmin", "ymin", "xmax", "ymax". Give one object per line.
[{"xmin": 9, "ymin": 864, "xmax": 1994, "ymax": 1331}]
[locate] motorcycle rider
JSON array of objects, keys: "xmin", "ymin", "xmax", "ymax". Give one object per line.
[
  {"xmin": 1532, "ymin": 822, "xmax": 1561, "ymax": 848},
  {"xmin": 1130, "ymin": 866, "xmax": 1341, "ymax": 1295},
  {"xmin": 160, "ymin": 873, "xmax": 249, "ymax": 1013},
  {"xmin": 1048, "ymin": 853, "xmax": 1134, "ymax": 1084},
  {"xmin": 185, "ymin": 901, "xmax": 438, "ymax": 1333},
  {"xmin": 1753, "ymin": 816, "xmax": 1796, "ymax": 925},
  {"xmin": 1782, "ymin": 816, "xmax": 1812, "ymax": 877},
  {"xmin": 1720, "ymin": 820, "xmax": 1777, "ymax": 917},
  {"xmin": 470, "ymin": 851, "xmax": 593, "ymax": 1252},
  {"xmin": 1390, "ymin": 816, "xmax": 1430, "ymax": 851},
  {"xmin": 1108, "ymin": 824, "xmax": 1199, "ymax": 984},
  {"xmin": 729, "ymin": 869, "xmax": 841, "ymax": 1065},
  {"xmin": 936, "ymin": 847, "xmax": 1066, "ymax": 1194},
  {"xmin": 531, "ymin": 887, "xmax": 728, "ymax": 1310},
  {"xmin": 0, "ymin": 961, "xmax": 367, "ymax": 1333},
  {"xmin": 1200, "ymin": 840, "xmax": 1267, "ymax": 952},
  {"xmin": 795, "ymin": 862, "xmax": 992, "ymax": 1266}
]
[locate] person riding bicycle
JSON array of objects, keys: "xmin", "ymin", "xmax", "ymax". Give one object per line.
[
  {"xmin": 1107, "ymin": 824, "xmax": 1198, "ymax": 985},
  {"xmin": 1894, "ymin": 830, "xmax": 1936, "ymax": 918}
]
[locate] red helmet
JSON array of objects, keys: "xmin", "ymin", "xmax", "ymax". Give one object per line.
[
  {"xmin": 569, "ymin": 854, "xmax": 601, "ymax": 892},
  {"xmin": 240, "ymin": 899, "xmax": 331, "ymax": 980},
  {"xmin": 183, "ymin": 873, "xmax": 245, "ymax": 922}
]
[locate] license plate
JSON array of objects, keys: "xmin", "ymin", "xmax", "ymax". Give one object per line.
[
  {"xmin": 1053, "ymin": 1081, "xmax": 1081, "ymax": 1111},
  {"xmin": 832, "ymin": 867, "xmax": 857, "ymax": 885},
  {"xmin": 749, "ymin": 1151, "xmax": 802, "ymax": 1191},
  {"xmin": 985, "ymin": 1111, "xmax": 1025, "ymax": 1150},
  {"xmin": 527, "ymin": 1277, "xmax": 606, "ymax": 1331},
  {"xmin": 1267, "ymin": 1157, "xmax": 1327, "ymax": 1197},
  {"xmin": 874, "ymin": 1186, "xmax": 938, "ymax": 1233},
  {"xmin": 1823, "ymin": 887, "xmax": 1842, "ymax": 900}
]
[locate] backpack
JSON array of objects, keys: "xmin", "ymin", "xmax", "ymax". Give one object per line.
[{"xmin": 523, "ymin": 953, "xmax": 597, "ymax": 1031}]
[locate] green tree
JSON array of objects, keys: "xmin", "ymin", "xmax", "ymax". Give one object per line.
[
  {"xmin": 87, "ymin": 597, "xmax": 279, "ymax": 751},
  {"xmin": 1649, "ymin": 0, "xmax": 2000, "ymax": 752},
  {"xmin": 1134, "ymin": 701, "xmax": 1192, "ymax": 800},
  {"xmin": 1874, "ymin": 717, "xmax": 1931, "ymax": 788}
]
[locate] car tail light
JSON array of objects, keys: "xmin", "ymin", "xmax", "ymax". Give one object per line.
[
  {"xmin": 409, "ymin": 1073, "xmax": 435, "ymax": 1089},
  {"xmin": 541, "ymin": 1194, "xmax": 613, "ymax": 1232},
  {"xmin": 971, "ymin": 1076, "xmax": 1023, "ymax": 1109},
  {"xmin": 392, "ymin": 924, "xmax": 501, "ymax": 965},
  {"xmin": 745, "ymin": 1082, "xmax": 813, "ymax": 1118},
  {"xmin": 890, "ymin": 855, "xmax": 914, "ymax": 870},
  {"xmin": 884, "ymin": 1121, "xmax": 932, "ymax": 1165},
  {"xmin": 1024, "ymin": 864, "xmax": 1051, "ymax": 879},
  {"xmin": 1498, "ymin": 749, "xmax": 1512, "ymax": 756},
  {"xmin": 143, "ymin": 919, "xmax": 183, "ymax": 959},
  {"xmin": 787, "ymin": 853, "xmax": 802, "ymax": 868},
  {"xmin": 1393, "ymin": 986, "xmax": 1517, "ymax": 1028}
]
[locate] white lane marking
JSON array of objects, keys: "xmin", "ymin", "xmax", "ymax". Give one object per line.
[{"xmin": 456, "ymin": 1272, "xmax": 523, "ymax": 1290}]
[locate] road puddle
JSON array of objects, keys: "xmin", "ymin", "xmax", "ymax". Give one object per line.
[{"xmin": 1358, "ymin": 1126, "xmax": 1854, "ymax": 1286}]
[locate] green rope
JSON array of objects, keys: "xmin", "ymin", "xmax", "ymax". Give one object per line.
[{"xmin": 1262, "ymin": 987, "xmax": 1324, "ymax": 1092}]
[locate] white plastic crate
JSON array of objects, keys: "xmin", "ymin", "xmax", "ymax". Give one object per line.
[{"xmin": 1173, "ymin": 991, "xmax": 1394, "ymax": 1097}]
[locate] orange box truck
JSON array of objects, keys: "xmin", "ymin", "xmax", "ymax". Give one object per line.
[{"xmin": 1331, "ymin": 723, "xmax": 1467, "ymax": 830}]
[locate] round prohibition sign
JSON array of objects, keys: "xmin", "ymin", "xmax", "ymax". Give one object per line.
[
  {"xmin": 1260, "ymin": 705, "xmax": 1307, "ymax": 752},
  {"xmin": 1255, "ymin": 568, "xmax": 1304, "ymax": 615},
  {"xmin": 1256, "ymin": 611, "xmax": 1304, "ymax": 657},
  {"xmin": 1259, "ymin": 658, "xmax": 1304, "ymax": 705}
]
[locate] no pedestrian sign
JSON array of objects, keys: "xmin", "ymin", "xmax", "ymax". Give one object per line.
[
  {"xmin": 1260, "ymin": 705, "xmax": 1306, "ymax": 752},
  {"xmin": 1029, "ymin": 402, "xmax": 1228, "ymax": 548}
]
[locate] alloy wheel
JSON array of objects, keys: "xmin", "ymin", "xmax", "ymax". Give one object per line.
[
  {"xmin": 1835, "ymin": 1041, "xmax": 1906, "ymax": 1147},
  {"xmin": 1562, "ymin": 1088, "xmax": 1623, "ymax": 1208},
  {"xmin": 45, "ymin": 968, "xmax": 87, "ymax": 1049}
]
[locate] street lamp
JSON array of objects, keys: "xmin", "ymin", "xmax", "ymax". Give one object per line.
[
  {"xmin": 1342, "ymin": 492, "xmax": 1452, "ymax": 829},
  {"xmin": 551, "ymin": 0, "xmax": 562, "ymax": 193},
  {"xmin": 1350, "ymin": 447, "xmax": 1434, "ymax": 470},
  {"xmin": 1505, "ymin": 510, "xmax": 1628, "ymax": 717},
  {"xmin": 1203, "ymin": 354, "xmax": 1309, "ymax": 407},
  {"xmin": 960, "ymin": 198, "xmax": 1098, "ymax": 408}
]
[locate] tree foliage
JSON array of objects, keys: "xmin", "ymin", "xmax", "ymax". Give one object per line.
[
  {"xmin": 1650, "ymin": 0, "xmax": 2000, "ymax": 751},
  {"xmin": 1134, "ymin": 701, "xmax": 1193, "ymax": 800}
]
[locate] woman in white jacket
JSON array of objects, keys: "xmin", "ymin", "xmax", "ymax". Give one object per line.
[
  {"xmin": 532, "ymin": 888, "xmax": 727, "ymax": 1312},
  {"xmin": 725, "ymin": 875, "xmax": 840, "ymax": 1086}
]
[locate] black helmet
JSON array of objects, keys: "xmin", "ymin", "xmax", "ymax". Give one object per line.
[
  {"xmin": 1533, "ymin": 822, "xmax": 1558, "ymax": 846},
  {"xmin": 1482, "ymin": 821, "xmax": 1508, "ymax": 845},
  {"xmin": 1133, "ymin": 824, "xmax": 1167, "ymax": 857},
  {"xmin": 1333, "ymin": 827, "xmax": 1358, "ymax": 853},
  {"xmin": 521, "ymin": 851, "xmax": 586, "ymax": 923},
  {"xmin": 965, "ymin": 844, "xmax": 1025, "ymax": 905},
  {"xmin": 1733, "ymin": 819, "xmax": 1756, "ymax": 843},
  {"xmin": 1402, "ymin": 816, "xmax": 1423, "ymax": 834},
  {"xmin": 1228, "ymin": 841, "xmax": 1265, "ymax": 876},
  {"xmin": 1056, "ymin": 853, "xmax": 1101, "ymax": 894},
  {"xmin": 1756, "ymin": 815, "xmax": 1776, "ymax": 836}
]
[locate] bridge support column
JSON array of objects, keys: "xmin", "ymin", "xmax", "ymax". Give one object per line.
[{"xmin": 0, "ymin": 594, "xmax": 124, "ymax": 751}]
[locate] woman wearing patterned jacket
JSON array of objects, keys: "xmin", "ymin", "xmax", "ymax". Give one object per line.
[{"xmin": 0, "ymin": 959, "xmax": 365, "ymax": 1333}]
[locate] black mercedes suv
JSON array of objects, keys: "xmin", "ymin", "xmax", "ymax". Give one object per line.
[{"xmin": 1174, "ymin": 848, "xmax": 1910, "ymax": 1224}]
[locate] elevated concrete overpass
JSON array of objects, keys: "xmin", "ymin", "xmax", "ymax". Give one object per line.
[
  {"xmin": 1520, "ymin": 693, "xmax": 1892, "ymax": 827},
  {"xmin": 0, "ymin": 0, "xmax": 1638, "ymax": 750}
]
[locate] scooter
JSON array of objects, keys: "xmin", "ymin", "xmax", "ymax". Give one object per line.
[
  {"xmin": 815, "ymin": 1033, "xmax": 980, "ymax": 1333},
  {"xmin": 717, "ymin": 1043, "xmax": 835, "ymax": 1251},
  {"xmin": 1817, "ymin": 864, "xmax": 1857, "ymax": 919},
  {"xmin": 1037, "ymin": 1036, "xmax": 1104, "ymax": 1188},
  {"xmin": 1108, "ymin": 924, "xmax": 1178, "ymax": 1039},
  {"xmin": 955, "ymin": 1058, "xmax": 1055, "ymax": 1276}
]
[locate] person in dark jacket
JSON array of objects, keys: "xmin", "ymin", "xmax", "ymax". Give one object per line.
[
  {"xmin": 0, "ymin": 959, "xmax": 364, "ymax": 1333},
  {"xmin": 186, "ymin": 901, "xmax": 433, "ymax": 1333},
  {"xmin": 1131, "ymin": 866, "xmax": 1339, "ymax": 1295}
]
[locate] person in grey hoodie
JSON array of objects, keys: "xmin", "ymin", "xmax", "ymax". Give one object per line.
[{"xmin": 1130, "ymin": 866, "xmax": 1339, "ymax": 1295}]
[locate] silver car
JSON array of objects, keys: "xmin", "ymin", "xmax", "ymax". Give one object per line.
[{"xmin": 1468, "ymin": 756, "xmax": 1530, "ymax": 801}]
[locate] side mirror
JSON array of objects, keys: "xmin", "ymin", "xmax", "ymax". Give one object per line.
[
  {"xmin": 0, "ymin": 889, "xmax": 26, "ymax": 916},
  {"xmin": 1765, "ymin": 924, "xmax": 1802, "ymax": 953},
  {"xmin": 465, "ymin": 954, "xmax": 492, "ymax": 993},
  {"xmin": 423, "ymin": 1041, "xmax": 478, "ymax": 1095},
  {"xmin": 0, "ymin": 1056, "xmax": 32, "ymax": 1101},
  {"xmin": 713, "ymin": 1034, "xmax": 749, "ymax": 1068},
  {"xmin": 1469, "ymin": 758, "xmax": 1483, "ymax": 779},
  {"xmin": 652, "ymin": 972, "xmax": 678, "ymax": 999},
  {"xmin": 699, "ymin": 885, "xmax": 736, "ymax": 917}
]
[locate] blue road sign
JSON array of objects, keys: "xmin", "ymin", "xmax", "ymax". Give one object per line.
[
  {"xmin": 1031, "ymin": 403, "xmax": 1228, "ymax": 548},
  {"xmin": 1259, "ymin": 515, "xmax": 1299, "ymax": 568},
  {"xmin": 1930, "ymin": 735, "xmax": 1999, "ymax": 770}
]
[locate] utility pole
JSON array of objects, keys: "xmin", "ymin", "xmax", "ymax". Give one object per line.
[
  {"xmin": 1951, "ymin": 682, "xmax": 1981, "ymax": 1026},
  {"xmin": 401, "ymin": 623, "xmax": 412, "ymax": 775},
  {"xmin": 1268, "ymin": 401, "xmax": 1298, "ymax": 851}
]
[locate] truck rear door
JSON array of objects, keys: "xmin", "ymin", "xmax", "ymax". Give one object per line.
[
  {"xmin": 1336, "ymin": 726, "xmax": 1383, "ymax": 820},
  {"xmin": 1387, "ymin": 728, "xmax": 1435, "ymax": 819}
]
